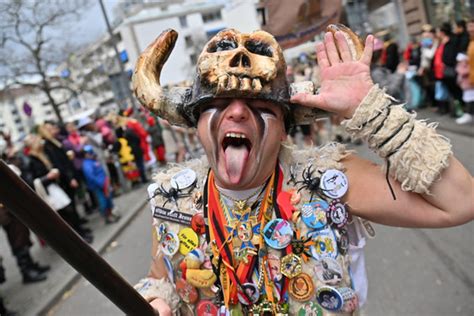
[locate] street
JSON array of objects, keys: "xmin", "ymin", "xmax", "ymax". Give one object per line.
[{"xmin": 43, "ymin": 126, "xmax": 473, "ymax": 316}]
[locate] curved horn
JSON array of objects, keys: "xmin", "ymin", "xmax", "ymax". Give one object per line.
[
  {"xmin": 132, "ymin": 29, "xmax": 191, "ymax": 126},
  {"xmin": 326, "ymin": 24, "xmax": 365, "ymax": 60}
]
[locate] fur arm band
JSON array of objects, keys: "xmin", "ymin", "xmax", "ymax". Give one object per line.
[
  {"xmin": 342, "ymin": 85, "xmax": 452, "ymax": 194},
  {"xmin": 134, "ymin": 277, "xmax": 180, "ymax": 313}
]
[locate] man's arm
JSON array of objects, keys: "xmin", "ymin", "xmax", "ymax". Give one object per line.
[{"xmin": 344, "ymin": 154, "xmax": 473, "ymax": 228}]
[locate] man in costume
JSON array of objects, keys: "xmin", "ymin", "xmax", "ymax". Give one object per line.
[{"xmin": 132, "ymin": 25, "xmax": 473, "ymax": 315}]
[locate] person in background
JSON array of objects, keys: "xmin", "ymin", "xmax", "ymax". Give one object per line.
[
  {"xmin": 455, "ymin": 20, "xmax": 470, "ymax": 53},
  {"xmin": 403, "ymin": 36, "xmax": 423, "ymax": 109},
  {"xmin": 145, "ymin": 115, "xmax": 167, "ymax": 166},
  {"xmin": 371, "ymin": 37, "xmax": 406, "ymax": 100},
  {"xmin": 418, "ymin": 25, "xmax": 438, "ymax": 108},
  {"xmin": 82, "ymin": 145, "xmax": 120, "ymax": 224},
  {"xmin": 23, "ymin": 134, "xmax": 93, "ymax": 243},
  {"xmin": 436, "ymin": 22, "xmax": 465, "ymax": 117},
  {"xmin": 382, "ymin": 32, "xmax": 400, "ymax": 73}
]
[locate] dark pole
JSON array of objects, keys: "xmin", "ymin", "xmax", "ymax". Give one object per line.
[
  {"xmin": 0, "ymin": 161, "xmax": 155, "ymax": 315},
  {"xmin": 98, "ymin": 0, "xmax": 136, "ymax": 110}
]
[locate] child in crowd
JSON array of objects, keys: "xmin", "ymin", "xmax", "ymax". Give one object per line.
[{"xmin": 82, "ymin": 145, "xmax": 120, "ymax": 224}]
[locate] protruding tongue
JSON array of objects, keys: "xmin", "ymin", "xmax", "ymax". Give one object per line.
[{"xmin": 224, "ymin": 145, "xmax": 249, "ymax": 184}]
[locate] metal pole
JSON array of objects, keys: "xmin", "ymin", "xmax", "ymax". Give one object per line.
[{"xmin": 98, "ymin": 0, "xmax": 136, "ymax": 110}]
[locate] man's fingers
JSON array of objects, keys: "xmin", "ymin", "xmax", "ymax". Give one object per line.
[
  {"xmin": 291, "ymin": 93, "xmax": 330, "ymax": 111},
  {"xmin": 360, "ymin": 35, "xmax": 374, "ymax": 65},
  {"xmin": 150, "ymin": 298, "xmax": 172, "ymax": 316},
  {"xmin": 335, "ymin": 31, "xmax": 353, "ymax": 62},
  {"xmin": 324, "ymin": 32, "xmax": 341, "ymax": 65},
  {"xmin": 316, "ymin": 42, "xmax": 330, "ymax": 69}
]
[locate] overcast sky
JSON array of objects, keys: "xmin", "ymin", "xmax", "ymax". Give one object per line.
[{"xmin": 76, "ymin": 0, "xmax": 119, "ymax": 45}]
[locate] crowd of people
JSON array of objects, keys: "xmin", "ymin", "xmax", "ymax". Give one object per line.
[
  {"xmin": 0, "ymin": 108, "xmax": 201, "ymax": 315},
  {"xmin": 284, "ymin": 19, "xmax": 474, "ymax": 150}
]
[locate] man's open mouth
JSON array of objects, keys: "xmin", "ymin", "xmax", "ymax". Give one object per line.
[{"xmin": 221, "ymin": 132, "xmax": 252, "ymax": 184}]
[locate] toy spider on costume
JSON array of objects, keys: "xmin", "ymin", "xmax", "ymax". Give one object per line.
[
  {"xmin": 295, "ymin": 164, "xmax": 323, "ymax": 202},
  {"xmin": 149, "ymin": 182, "xmax": 196, "ymax": 208}
]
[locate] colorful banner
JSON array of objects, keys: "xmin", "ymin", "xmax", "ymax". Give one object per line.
[{"xmin": 258, "ymin": 0, "xmax": 342, "ymax": 49}]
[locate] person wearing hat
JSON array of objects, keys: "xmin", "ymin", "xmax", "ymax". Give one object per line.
[{"xmin": 132, "ymin": 25, "xmax": 473, "ymax": 315}]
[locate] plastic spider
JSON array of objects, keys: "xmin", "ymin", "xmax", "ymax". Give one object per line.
[
  {"xmin": 295, "ymin": 165, "xmax": 323, "ymax": 202},
  {"xmin": 286, "ymin": 164, "xmax": 298, "ymax": 186},
  {"xmin": 151, "ymin": 182, "xmax": 195, "ymax": 208}
]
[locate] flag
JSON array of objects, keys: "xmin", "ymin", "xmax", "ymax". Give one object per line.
[
  {"xmin": 258, "ymin": 0, "xmax": 342, "ymax": 49},
  {"xmin": 23, "ymin": 101, "xmax": 32, "ymax": 117}
]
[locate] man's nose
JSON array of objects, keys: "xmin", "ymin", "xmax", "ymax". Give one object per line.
[{"xmin": 224, "ymin": 100, "xmax": 251, "ymax": 122}]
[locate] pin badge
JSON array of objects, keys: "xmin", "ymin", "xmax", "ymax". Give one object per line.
[
  {"xmin": 191, "ymin": 213, "xmax": 206, "ymax": 235},
  {"xmin": 176, "ymin": 278, "xmax": 199, "ymax": 304},
  {"xmin": 301, "ymin": 199, "xmax": 329, "ymax": 230},
  {"xmin": 237, "ymin": 283, "xmax": 260, "ymax": 305},
  {"xmin": 314, "ymin": 257, "xmax": 343, "ymax": 285},
  {"xmin": 197, "ymin": 300, "xmax": 219, "ymax": 316},
  {"xmin": 178, "ymin": 227, "xmax": 199, "ymax": 255},
  {"xmin": 308, "ymin": 227, "xmax": 338, "ymax": 260},
  {"xmin": 280, "ymin": 253, "xmax": 303, "ymax": 278},
  {"xmin": 297, "ymin": 301, "xmax": 323, "ymax": 316},
  {"xmin": 320, "ymin": 169, "xmax": 348, "ymax": 199},
  {"xmin": 335, "ymin": 228, "xmax": 349, "ymax": 255},
  {"xmin": 267, "ymin": 253, "xmax": 282, "ymax": 282},
  {"xmin": 160, "ymin": 232, "xmax": 179, "ymax": 256},
  {"xmin": 328, "ymin": 200, "xmax": 348, "ymax": 228},
  {"xmin": 263, "ymin": 219, "xmax": 293, "ymax": 249},
  {"xmin": 316, "ymin": 286, "xmax": 343, "ymax": 311},
  {"xmin": 288, "ymin": 272, "xmax": 315, "ymax": 302},
  {"xmin": 171, "ymin": 168, "xmax": 197, "ymax": 190}
]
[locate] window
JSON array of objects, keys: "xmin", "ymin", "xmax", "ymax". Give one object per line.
[
  {"xmin": 179, "ymin": 15, "xmax": 188, "ymax": 28},
  {"xmin": 185, "ymin": 35, "xmax": 193, "ymax": 48},
  {"xmin": 202, "ymin": 10, "xmax": 222, "ymax": 23},
  {"xmin": 257, "ymin": 7, "xmax": 266, "ymax": 26}
]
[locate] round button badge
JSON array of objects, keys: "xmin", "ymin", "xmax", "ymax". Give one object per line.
[
  {"xmin": 237, "ymin": 283, "xmax": 260, "ymax": 305},
  {"xmin": 328, "ymin": 201, "xmax": 348, "ymax": 228},
  {"xmin": 171, "ymin": 168, "xmax": 197, "ymax": 190},
  {"xmin": 297, "ymin": 301, "xmax": 323, "ymax": 316},
  {"xmin": 176, "ymin": 278, "xmax": 199, "ymax": 304},
  {"xmin": 320, "ymin": 169, "xmax": 348, "ymax": 199},
  {"xmin": 160, "ymin": 232, "xmax": 179, "ymax": 256},
  {"xmin": 197, "ymin": 300, "xmax": 219, "ymax": 316},
  {"xmin": 316, "ymin": 286, "xmax": 343, "ymax": 312},
  {"xmin": 314, "ymin": 257, "xmax": 343, "ymax": 285},
  {"xmin": 191, "ymin": 213, "xmax": 206, "ymax": 235},
  {"xmin": 301, "ymin": 199, "xmax": 329, "ymax": 230},
  {"xmin": 308, "ymin": 227, "xmax": 338, "ymax": 260},
  {"xmin": 263, "ymin": 219, "xmax": 293, "ymax": 249},
  {"xmin": 178, "ymin": 227, "xmax": 199, "ymax": 255}
]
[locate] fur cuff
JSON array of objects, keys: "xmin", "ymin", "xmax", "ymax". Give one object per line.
[
  {"xmin": 134, "ymin": 277, "xmax": 180, "ymax": 313},
  {"xmin": 342, "ymin": 85, "xmax": 452, "ymax": 194}
]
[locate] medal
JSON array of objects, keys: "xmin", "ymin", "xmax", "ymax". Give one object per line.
[
  {"xmin": 263, "ymin": 219, "xmax": 293, "ymax": 249},
  {"xmin": 320, "ymin": 169, "xmax": 348, "ymax": 199},
  {"xmin": 288, "ymin": 273, "xmax": 314, "ymax": 301},
  {"xmin": 280, "ymin": 253, "xmax": 303, "ymax": 278}
]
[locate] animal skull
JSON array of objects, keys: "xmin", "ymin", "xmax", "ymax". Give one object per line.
[{"xmin": 197, "ymin": 29, "xmax": 286, "ymax": 95}]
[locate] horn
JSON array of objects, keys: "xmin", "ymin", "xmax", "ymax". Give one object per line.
[
  {"xmin": 326, "ymin": 24, "xmax": 365, "ymax": 60},
  {"xmin": 132, "ymin": 29, "xmax": 191, "ymax": 126}
]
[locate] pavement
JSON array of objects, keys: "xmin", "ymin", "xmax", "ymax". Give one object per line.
[
  {"xmin": 415, "ymin": 107, "xmax": 474, "ymax": 137},
  {"xmin": 0, "ymin": 186, "xmax": 148, "ymax": 316}
]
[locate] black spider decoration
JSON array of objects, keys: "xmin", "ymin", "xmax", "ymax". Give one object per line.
[
  {"xmin": 287, "ymin": 164, "xmax": 298, "ymax": 186},
  {"xmin": 295, "ymin": 164, "xmax": 323, "ymax": 202},
  {"xmin": 150, "ymin": 181, "xmax": 196, "ymax": 208}
]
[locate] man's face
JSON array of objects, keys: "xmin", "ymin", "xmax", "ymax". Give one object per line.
[{"xmin": 197, "ymin": 99, "xmax": 286, "ymax": 190}]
